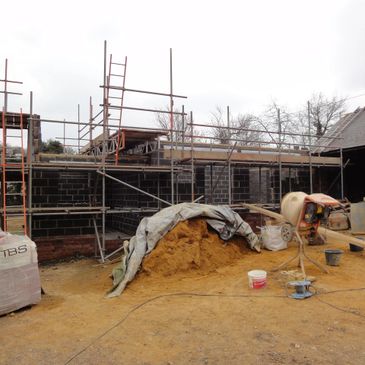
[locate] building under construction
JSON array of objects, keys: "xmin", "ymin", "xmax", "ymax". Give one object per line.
[{"xmin": 0, "ymin": 43, "xmax": 345, "ymax": 262}]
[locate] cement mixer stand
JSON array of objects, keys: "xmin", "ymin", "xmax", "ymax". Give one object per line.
[{"xmin": 272, "ymin": 229, "xmax": 328, "ymax": 276}]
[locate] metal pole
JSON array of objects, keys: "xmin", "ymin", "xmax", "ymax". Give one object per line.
[
  {"xmin": 63, "ymin": 119, "xmax": 66, "ymax": 153},
  {"xmin": 77, "ymin": 104, "xmax": 81, "ymax": 153},
  {"xmin": 227, "ymin": 105, "xmax": 232, "ymax": 204},
  {"xmin": 4, "ymin": 59, "xmax": 8, "ymax": 112},
  {"xmin": 289, "ymin": 167, "xmax": 292, "ymax": 192},
  {"xmin": 157, "ymin": 136, "xmax": 161, "ymax": 209},
  {"xmin": 181, "ymin": 105, "xmax": 185, "ymax": 154},
  {"xmin": 102, "ymin": 40, "xmax": 107, "ymax": 254},
  {"xmin": 307, "ymin": 101, "xmax": 313, "ymax": 194},
  {"xmin": 97, "ymin": 170, "xmax": 172, "ymax": 206},
  {"xmin": 277, "ymin": 108, "xmax": 282, "ymax": 204},
  {"xmin": 340, "ymin": 148, "xmax": 344, "ymax": 199},
  {"xmin": 2, "ymin": 61, "xmax": 8, "ymax": 229},
  {"xmin": 210, "ymin": 141, "xmax": 237, "ymax": 198},
  {"xmin": 27, "ymin": 91, "xmax": 33, "ymax": 238},
  {"xmin": 157, "ymin": 173, "xmax": 161, "ymax": 210},
  {"xmin": 190, "ymin": 111, "xmax": 195, "ymax": 202},
  {"xmin": 1, "ymin": 107, "xmax": 6, "ymax": 231},
  {"xmin": 210, "ymin": 164, "xmax": 213, "ymax": 204},
  {"xmin": 259, "ymin": 166, "xmax": 262, "ymax": 204},
  {"xmin": 89, "ymin": 96, "xmax": 93, "ymax": 147},
  {"xmin": 93, "ymin": 218, "xmax": 105, "ymax": 262},
  {"xmin": 186, "ymin": 122, "xmax": 341, "ymax": 140},
  {"xmin": 169, "ymin": 48, "xmax": 174, "ymax": 205}
]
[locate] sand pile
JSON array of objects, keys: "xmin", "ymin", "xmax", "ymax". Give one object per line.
[{"xmin": 141, "ymin": 218, "xmax": 249, "ymax": 277}]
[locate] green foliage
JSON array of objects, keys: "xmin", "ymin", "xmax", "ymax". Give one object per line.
[{"xmin": 41, "ymin": 139, "xmax": 64, "ymax": 154}]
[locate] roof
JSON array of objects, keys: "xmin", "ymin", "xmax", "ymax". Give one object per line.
[
  {"xmin": 111, "ymin": 128, "xmax": 168, "ymax": 148},
  {"xmin": 80, "ymin": 127, "xmax": 168, "ymax": 154},
  {"xmin": 315, "ymin": 107, "xmax": 365, "ymax": 153}
]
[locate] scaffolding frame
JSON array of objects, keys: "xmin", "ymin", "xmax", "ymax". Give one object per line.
[
  {"xmin": 184, "ymin": 109, "xmax": 343, "ymax": 207},
  {"xmin": 0, "ymin": 45, "xmax": 344, "ymax": 262}
]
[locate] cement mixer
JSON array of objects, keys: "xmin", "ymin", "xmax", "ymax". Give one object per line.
[
  {"xmin": 276, "ymin": 192, "xmax": 341, "ymax": 275},
  {"xmin": 241, "ymin": 194, "xmax": 365, "ymax": 275},
  {"xmin": 281, "ymin": 192, "xmax": 340, "ymax": 244}
]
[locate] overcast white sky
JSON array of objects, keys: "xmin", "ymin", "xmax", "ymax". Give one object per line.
[{"xmin": 1, "ymin": 0, "xmax": 365, "ymax": 143}]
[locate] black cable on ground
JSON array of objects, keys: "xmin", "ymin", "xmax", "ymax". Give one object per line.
[
  {"xmin": 63, "ymin": 288, "xmax": 365, "ymax": 364},
  {"xmin": 313, "ymin": 287, "xmax": 365, "ymax": 319},
  {"xmin": 315, "ymin": 295, "xmax": 365, "ymax": 319},
  {"xmin": 319, "ymin": 287, "xmax": 365, "ymax": 295},
  {"xmin": 64, "ymin": 292, "xmax": 285, "ymax": 364}
]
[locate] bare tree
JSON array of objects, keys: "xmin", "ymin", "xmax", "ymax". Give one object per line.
[
  {"xmin": 210, "ymin": 107, "xmax": 264, "ymax": 145},
  {"xmin": 200, "ymin": 93, "xmax": 346, "ymax": 149},
  {"xmin": 308, "ymin": 93, "xmax": 346, "ymax": 138},
  {"xmin": 155, "ymin": 106, "xmax": 191, "ymax": 142},
  {"xmin": 295, "ymin": 111, "xmax": 311, "ymax": 147},
  {"xmin": 259, "ymin": 101, "xmax": 297, "ymax": 148},
  {"xmin": 234, "ymin": 113, "xmax": 264, "ymax": 146},
  {"xmin": 210, "ymin": 107, "xmax": 231, "ymax": 144}
]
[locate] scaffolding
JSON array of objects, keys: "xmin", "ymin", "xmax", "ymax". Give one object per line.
[{"xmin": 0, "ymin": 43, "xmax": 344, "ymax": 262}]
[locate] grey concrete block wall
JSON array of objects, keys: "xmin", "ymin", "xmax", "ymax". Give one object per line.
[
  {"xmin": 30, "ymin": 165, "xmax": 321, "ymax": 237},
  {"xmin": 32, "ymin": 170, "xmax": 101, "ymax": 237},
  {"xmin": 32, "ymin": 171, "xmax": 100, "ymax": 208},
  {"xmin": 233, "ymin": 167, "xmax": 250, "ymax": 203},
  {"xmin": 204, "ymin": 165, "xmax": 230, "ymax": 204},
  {"xmin": 32, "ymin": 214, "xmax": 100, "ymax": 237}
]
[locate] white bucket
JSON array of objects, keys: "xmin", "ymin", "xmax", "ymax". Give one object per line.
[{"xmin": 248, "ymin": 270, "xmax": 267, "ymax": 289}]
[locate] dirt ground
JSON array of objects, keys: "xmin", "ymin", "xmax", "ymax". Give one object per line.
[{"xmin": 1, "ymin": 231, "xmax": 365, "ymax": 365}]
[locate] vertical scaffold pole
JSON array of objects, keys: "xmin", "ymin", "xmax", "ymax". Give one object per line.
[
  {"xmin": 20, "ymin": 110, "xmax": 27, "ymax": 235},
  {"xmin": 101, "ymin": 40, "xmax": 107, "ymax": 254},
  {"xmin": 227, "ymin": 106, "xmax": 232, "ymax": 205},
  {"xmin": 169, "ymin": 48, "xmax": 174, "ymax": 205},
  {"xmin": 2, "ymin": 107, "xmax": 7, "ymax": 231},
  {"xmin": 277, "ymin": 108, "xmax": 282, "ymax": 204},
  {"xmin": 77, "ymin": 104, "xmax": 81, "ymax": 153},
  {"xmin": 340, "ymin": 147, "xmax": 344, "ymax": 200},
  {"xmin": 89, "ymin": 97, "xmax": 93, "ymax": 148},
  {"xmin": 307, "ymin": 101, "xmax": 313, "ymax": 194},
  {"xmin": 190, "ymin": 111, "xmax": 195, "ymax": 202},
  {"xmin": 27, "ymin": 91, "xmax": 33, "ymax": 237}
]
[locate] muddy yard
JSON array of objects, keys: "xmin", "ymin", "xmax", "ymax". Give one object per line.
[{"xmin": 1, "ymin": 229, "xmax": 365, "ymax": 365}]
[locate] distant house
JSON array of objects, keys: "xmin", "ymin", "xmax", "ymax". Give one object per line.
[{"xmin": 316, "ymin": 107, "xmax": 365, "ymax": 202}]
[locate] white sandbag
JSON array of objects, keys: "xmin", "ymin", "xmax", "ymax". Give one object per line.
[
  {"xmin": 261, "ymin": 225, "xmax": 287, "ymax": 251},
  {"xmin": 0, "ymin": 234, "xmax": 41, "ymax": 316}
]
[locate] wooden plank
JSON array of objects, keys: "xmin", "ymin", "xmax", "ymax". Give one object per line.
[{"xmin": 166, "ymin": 150, "xmax": 341, "ymax": 165}]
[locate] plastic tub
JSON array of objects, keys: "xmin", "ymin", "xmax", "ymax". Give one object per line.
[
  {"xmin": 349, "ymin": 237, "xmax": 364, "ymax": 252},
  {"xmin": 324, "ymin": 249, "xmax": 344, "ymax": 266},
  {"xmin": 349, "ymin": 243, "xmax": 364, "ymax": 252},
  {"xmin": 248, "ymin": 270, "xmax": 267, "ymax": 289}
]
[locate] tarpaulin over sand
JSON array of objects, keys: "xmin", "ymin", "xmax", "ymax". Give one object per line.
[{"xmin": 107, "ymin": 203, "xmax": 259, "ymax": 297}]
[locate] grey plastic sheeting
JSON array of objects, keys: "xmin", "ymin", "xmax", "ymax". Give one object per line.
[{"xmin": 107, "ymin": 203, "xmax": 259, "ymax": 297}]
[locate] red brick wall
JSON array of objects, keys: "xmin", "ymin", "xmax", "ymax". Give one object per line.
[
  {"xmin": 35, "ymin": 235, "xmax": 122, "ymax": 262},
  {"xmin": 34, "ymin": 212, "xmax": 271, "ymax": 262}
]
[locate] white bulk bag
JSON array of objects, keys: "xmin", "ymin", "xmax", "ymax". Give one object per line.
[
  {"xmin": 0, "ymin": 234, "xmax": 41, "ymax": 316},
  {"xmin": 261, "ymin": 225, "xmax": 287, "ymax": 251}
]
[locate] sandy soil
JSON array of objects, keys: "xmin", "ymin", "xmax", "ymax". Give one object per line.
[{"xmin": 1, "ymin": 231, "xmax": 365, "ymax": 365}]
